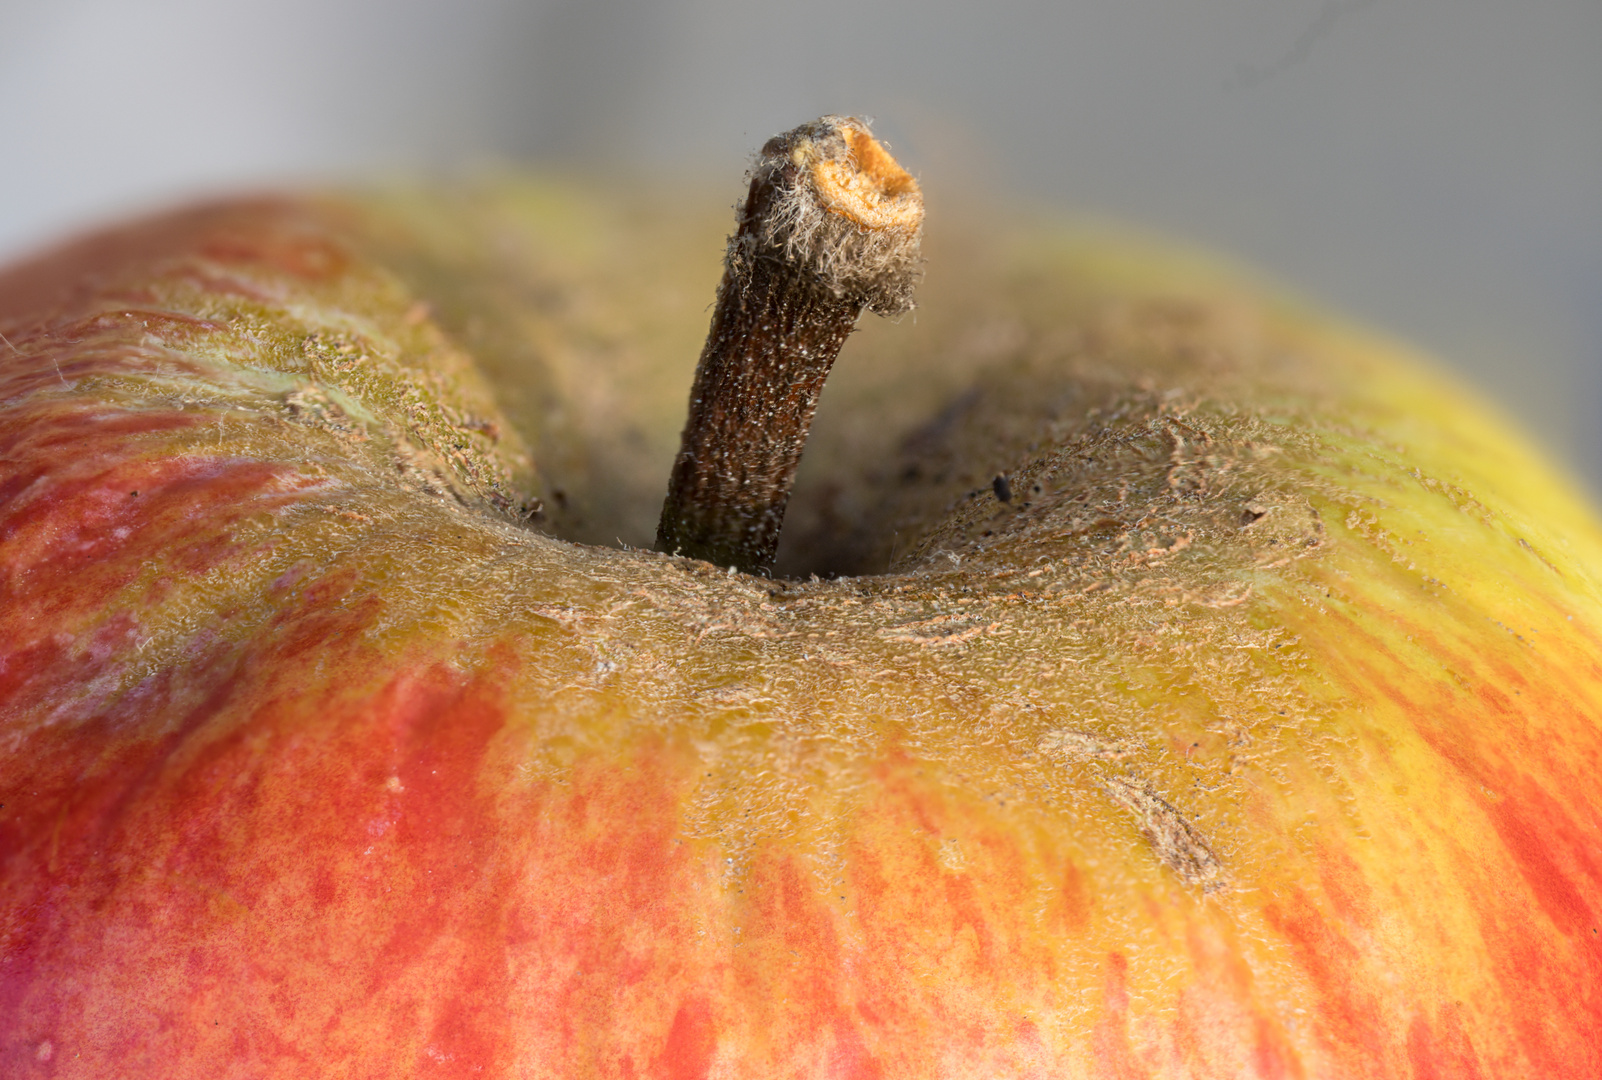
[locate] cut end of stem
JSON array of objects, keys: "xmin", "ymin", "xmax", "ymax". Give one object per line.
[
  {"xmin": 746, "ymin": 116, "xmax": 925, "ymax": 317},
  {"xmin": 655, "ymin": 116, "xmax": 924, "ymax": 575}
]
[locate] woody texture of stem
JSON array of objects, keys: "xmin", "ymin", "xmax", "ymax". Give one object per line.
[{"xmin": 655, "ymin": 115, "xmax": 924, "ymax": 575}]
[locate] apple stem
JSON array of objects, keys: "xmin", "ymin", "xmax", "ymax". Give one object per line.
[{"xmin": 655, "ymin": 116, "xmax": 924, "ymax": 575}]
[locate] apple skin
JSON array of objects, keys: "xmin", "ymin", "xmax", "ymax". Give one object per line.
[{"xmin": 1, "ymin": 186, "xmax": 1600, "ymax": 1079}]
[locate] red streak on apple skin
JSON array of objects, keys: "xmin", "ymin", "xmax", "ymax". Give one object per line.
[
  {"xmin": 654, "ymin": 999, "xmax": 716, "ymax": 1080},
  {"xmin": 1090, "ymin": 952, "xmax": 1152, "ymax": 1080},
  {"xmin": 1405, "ymin": 1005, "xmax": 1488, "ymax": 1080},
  {"xmin": 1058, "ymin": 860, "xmax": 1091, "ymax": 934},
  {"xmin": 1290, "ymin": 589, "xmax": 1602, "ymax": 1079},
  {"xmin": 1429, "ymin": 745, "xmax": 1602, "ymax": 1079},
  {"xmin": 1, "ymin": 638, "xmax": 524, "ymax": 1076},
  {"xmin": 1476, "ymin": 771, "xmax": 1598, "ymax": 936},
  {"xmin": 334, "ymin": 662, "xmax": 518, "ymax": 1073},
  {"xmin": 1249, "ymin": 1016, "xmax": 1303, "ymax": 1080},
  {"xmin": 1260, "ymin": 890, "xmax": 1387, "ymax": 1067},
  {"xmin": 6, "ymin": 448, "xmax": 300, "ymax": 599},
  {"xmin": 1173, "ymin": 923, "xmax": 1302, "ymax": 1080},
  {"xmin": 730, "ymin": 855, "xmax": 893, "ymax": 1078},
  {"xmin": 1313, "ymin": 846, "xmax": 1373, "ymax": 930},
  {"xmin": 0, "ymin": 401, "xmax": 324, "ymax": 725}
]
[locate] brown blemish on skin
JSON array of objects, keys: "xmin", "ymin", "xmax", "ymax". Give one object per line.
[{"xmin": 1101, "ymin": 775, "xmax": 1224, "ymax": 890}]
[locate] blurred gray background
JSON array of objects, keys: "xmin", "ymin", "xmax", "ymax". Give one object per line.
[{"xmin": 2, "ymin": 0, "xmax": 1598, "ymax": 488}]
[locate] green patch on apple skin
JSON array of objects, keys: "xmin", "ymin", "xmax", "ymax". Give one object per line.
[{"xmin": 3, "ymin": 183, "xmax": 1602, "ymax": 1078}]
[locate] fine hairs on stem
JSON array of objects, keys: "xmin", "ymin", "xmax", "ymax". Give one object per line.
[{"xmin": 655, "ymin": 115, "xmax": 925, "ymax": 576}]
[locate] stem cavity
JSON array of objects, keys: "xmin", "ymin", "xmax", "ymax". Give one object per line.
[{"xmin": 655, "ymin": 116, "xmax": 924, "ymax": 575}]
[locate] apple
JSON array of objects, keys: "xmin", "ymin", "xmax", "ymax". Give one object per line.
[{"xmin": 3, "ymin": 124, "xmax": 1601, "ymax": 1077}]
